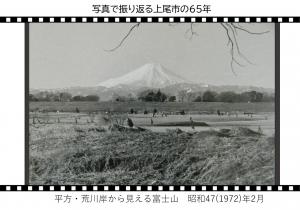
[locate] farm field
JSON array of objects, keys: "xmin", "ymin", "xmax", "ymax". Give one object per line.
[
  {"xmin": 29, "ymin": 101, "xmax": 275, "ymax": 113},
  {"xmin": 29, "ymin": 101, "xmax": 275, "ymax": 185},
  {"xmin": 30, "ymin": 111, "xmax": 275, "ymax": 135}
]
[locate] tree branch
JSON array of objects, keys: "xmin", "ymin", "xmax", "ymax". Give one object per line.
[
  {"xmin": 105, "ymin": 23, "xmax": 269, "ymax": 74},
  {"xmin": 105, "ymin": 23, "xmax": 141, "ymax": 52},
  {"xmin": 230, "ymin": 23, "xmax": 270, "ymax": 35},
  {"xmin": 220, "ymin": 23, "xmax": 269, "ymax": 73},
  {"xmin": 185, "ymin": 23, "xmax": 199, "ymax": 40}
]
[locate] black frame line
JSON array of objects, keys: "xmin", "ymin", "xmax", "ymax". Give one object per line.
[
  {"xmin": 1, "ymin": 16, "xmax": 300, "ymax": 23},
  {"xmin": 0, "ymin": 185, "xmax": 300, "ymax": 192},
  {"xmin": 275, "ymin": 23, "xmax": 280, "ymax": 185},
  {"xmin": 24, "ymin": 21, "xmax": 280, "ymax": 188},
  {"xmin": 1, "ymin": 185, "xmax": 300, "ymax": 191},
  {"xmin": 25, "ymin": 23, "xmax": 29, "ymax": 185}
]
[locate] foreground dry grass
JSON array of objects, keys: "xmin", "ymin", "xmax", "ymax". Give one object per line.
[{"xmin": 29, "ymin": 124, "xmax": 274, "ymax": 185}]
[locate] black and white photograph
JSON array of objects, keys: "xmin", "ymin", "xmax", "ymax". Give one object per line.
[{"xmin": 28, "ymin": 23, "xmax": 276, "ymax": 185}]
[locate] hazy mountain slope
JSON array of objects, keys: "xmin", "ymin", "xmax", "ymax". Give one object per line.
[{"xmin": 98, "ymin": 63, "xmax": 189, "ymax": 88}]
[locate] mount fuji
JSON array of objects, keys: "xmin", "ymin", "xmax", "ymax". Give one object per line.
[
  {"xmin": 97, "ymin": 63, "xmax": 189, "ymax": 88},
  {"xmin": 30, "ymin": 63, "xmax": 274, "ymax": 101}
]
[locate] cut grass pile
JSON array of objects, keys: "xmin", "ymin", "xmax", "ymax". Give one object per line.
[{"xmin": 30, "ymin": 124, "xmax": 274, "ymax": 185}]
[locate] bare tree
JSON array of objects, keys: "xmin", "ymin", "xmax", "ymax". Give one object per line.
[
  {"xmin": 219, "ymin": 23, "xmax": 269, "ymax": 74},
  {"xmin": 105, "ymin": 23, "xmax": 269, "ymax": 74},
  {"xmin": 177, "ymin": 90, "xmax": 187, "ymax": 102}
]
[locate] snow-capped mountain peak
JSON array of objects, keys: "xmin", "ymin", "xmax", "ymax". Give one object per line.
[{"xmin": 97, "ymin": 63, "xmax": 189, "ymax": 88}]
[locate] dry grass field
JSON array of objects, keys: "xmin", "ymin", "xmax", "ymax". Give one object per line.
[{"xmin": 29, "ymin": 105, "xmax": 275, "ymax": 185}]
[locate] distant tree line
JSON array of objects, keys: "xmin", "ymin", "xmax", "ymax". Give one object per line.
[
  {"xmin": 200, "ymin": 90, "xmax": 274, "ymax": 103},
  {"xmin": 30, "ymin": 89, "xmax": 274, "ymax": 103},
  {"xmin": 29, "ymin": 91, "xmax": 100, "ymax": 102},
  {"xmin": 138, "ymin": 89, "xmax": 168, "ymax": 102},
  {"xmin": 111, "ymin": 90, "xmax": 176, "ymax": 102},
  {"xmin": 136, "ymin": 89, "xmax": 274, "ymax": 103}
]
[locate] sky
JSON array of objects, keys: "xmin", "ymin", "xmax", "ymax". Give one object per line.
[{"xmin": 30, "ymin": 23, "xmax": 275, "ymax": 89}]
